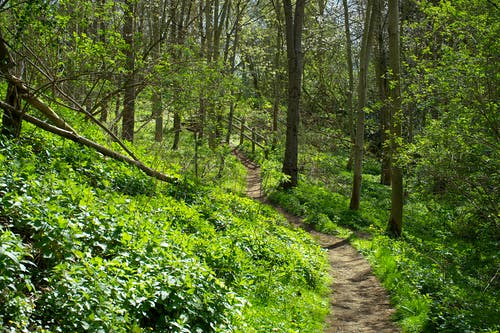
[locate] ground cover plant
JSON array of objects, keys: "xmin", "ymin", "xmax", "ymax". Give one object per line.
[
  {"xmin": 268, "ymin": 151, "xmax": 499, "ymax": 333},
  {"xmin": 0, "ymin": 131, "xmax": 330, "ymax": 332}
]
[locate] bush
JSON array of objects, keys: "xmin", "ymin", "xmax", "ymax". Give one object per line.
[{"xmin": 0, "ymin": 133, "xmax": 330, "ymax": 332}]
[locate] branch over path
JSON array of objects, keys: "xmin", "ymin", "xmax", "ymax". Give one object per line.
[{"xmin": 233, "ymin": 149, "xmax": 400, "ymax": 332}]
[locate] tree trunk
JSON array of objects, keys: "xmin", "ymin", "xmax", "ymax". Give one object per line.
[
  {"xmin": 0, "ymin": 31, "xmax": 21, "ymax": 138},
  {"xmin": 350, "ymin": 0, "xmax": 377, "ymax": 210},
  {"xmin": 151, "ymin": 1, "xmax": 164, "ymax": 143},
  {"xmin": 172, "ymin": 0, "xmax": 190, "ymax": 150},
  {"xmin": 375, "ymin": 0, "xmax": 391, "ymax": 186},
  {"xmin": 152, "ymin": 90, "xmax": 163, "ymax": 142},
  {"xmin": 387, "ymin": 0, "xmax": 403, "ymax": 237},
  {"xmin": 121, "ymin": 0, "xmax": 136, "ymax": 142},
  {"xmin": 1, "ymin": 83, "xmax": 22, "ymax": 138},
  {"xmin": 172, "ymin": 112, "xmax": 181, "ymax": 150},
  {"xmin": 281, "ymin": 0, "xmax": 305, "ymax": 189},
  {"xmin": 225, "ymin": 2, "xmax": 243, "ymax": 144},
  {"xmin": 342, "ymin": 0, "xmax": 355, "ymax": 171},
  {"xmin": 272, "ymin": 6, "xmax": 284, "ymax": 148}
]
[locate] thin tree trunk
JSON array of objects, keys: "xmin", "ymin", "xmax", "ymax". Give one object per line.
[
  {"xmin": 152, "ymin": 90, "xmax": 163, "ymax": 142},
  {"xmin": 121, "ymin": 0, "xmax": 136, "ymax": 142},
  {"xmin": 226, "ymin": 1, "xmax": 245, "ymax": 144},
  {"xmin": 172, "ymin": 0, "xmax": 190, "ymax": 150},
  {"xmin": 282, "ymin": 0, "xmax": 305, "ymax": 189},
  {"xmin": 172, "ymin": 113, "xmax": 181, "ymax": 150},
  {"xmin": 272, "ymin": 7, "xmax": 284, "ymax": 148},
  {"xmin": 350, "ymin": 0, "xmax": 377, "ymax": 210},
  {"xmin": 151, "ymin": 2, "xmax": 164, "ymax": 143},
  {"xmin": 343, "ymin": 0, "xmax": 355, "ymax": 171},
  {"xmin": 387, "ymin": 0, "xmax": 403, "ymax": 237},
  {"xmin": 375, "ymin": 0, "xmax": 391, "ymax": 185}
]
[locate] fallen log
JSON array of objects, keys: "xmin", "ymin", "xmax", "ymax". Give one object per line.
[{"xmin": 0, "ymin": 100, "xmax": 178, "ymax": 184}]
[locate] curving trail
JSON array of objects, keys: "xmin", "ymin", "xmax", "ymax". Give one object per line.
[{"xmin": 233, "ymin": 149, "xmax": 400, "ymax": 332}]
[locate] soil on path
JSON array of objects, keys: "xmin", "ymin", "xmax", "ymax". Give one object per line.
[{"xmin": 234, "ymin": 149, "xmax": 400, "ymax": 333}]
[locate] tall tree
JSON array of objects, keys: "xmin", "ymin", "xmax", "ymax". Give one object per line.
[
  {"xmin": 171, "ymin": 0, "xmax": 192, "ymax": 150},
  {"xmin": 281, "ymin": 0, "xmax": 305, "ymax": 188},
  {"xmin": 387, "ymin": 0, "xmax": 403, "ymax": 237},
  {"xmin": 122, "ymin": 0, "xmax": 137, "ymax": 142},
  {"xmin": 375, "ymin": 0, "xmax": 391, "ymax": 185},
  {"xmin": 349, "ymin": 0, "xmax": 377, "ymax": 210},
  {"xmin": 342, "ymin": 0, "xmax": 355, "ymax": 170}
]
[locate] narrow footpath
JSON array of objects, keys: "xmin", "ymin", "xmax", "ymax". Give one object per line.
[{"xmin": 234, "ymin": 150, "xmax": 400, "ymax": 333}]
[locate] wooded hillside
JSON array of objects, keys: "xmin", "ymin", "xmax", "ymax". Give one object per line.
[{"xmin": 1, "ymin": 0, "xmax": 498, "ymax": 332}]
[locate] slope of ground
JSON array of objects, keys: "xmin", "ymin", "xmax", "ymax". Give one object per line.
[
  {"xmin": 234, "ymin": 149, "xmax": 400, "ymax": 332},
  {"xmin": 0, "ymin": 135, "xmax": 330, "ymax": 332}
]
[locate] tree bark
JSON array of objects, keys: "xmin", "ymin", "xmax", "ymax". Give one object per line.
[
  {"xmin": 1, "ymin": 83, "xmax": 22, "ymax": 138},
  {"xmin": 121, "ymin": 0, "xmax": 136, "ymax": 142},
  {"xmin": 151, "ymin": 1, "xmax": 164, "ymax": 143},
  {"xmin": 0, "ymin": 31, "xmax": 22, "ymax": 138},
  {"xmin": 387, "ymin": 0, "xmax": 403, "ymax": 237},
  {"xmin": 272, "ymin": 4, "xmax": 284, "ymax": 148},
  {"xmin": 281, "ymin": 0, "xmax": 305, "ymax": 189},
  {"xmin": 225, "ymin": 1, "xmax": 245, "ymax": 144},
  {"xmin": 350, "ymin": 0, "xmax": 377, "ymax": 210},
  {"xmin": 343, "ymin": 0, "xmax": 355, "ymax": 171},
  {"xmin": 375, "ymin": 0, "xmax": 391, "ymax": 186},
  {"xmin": 172, "ymin": 0, "xmax": 190, "ymax": 150}
]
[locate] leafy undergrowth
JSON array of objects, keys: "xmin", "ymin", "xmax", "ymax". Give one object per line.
[
  {"xmin": 269, "ymin": 173, "xmax": 499, "ymax": 332},
  {"xmin": 0, "ymin": 133, "xmax": 329, "ymax": 332}
]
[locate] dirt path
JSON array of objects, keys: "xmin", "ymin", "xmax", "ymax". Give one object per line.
[{"xmin": 234, "ymin": 150, "xmax": 400, "ymax": 332}]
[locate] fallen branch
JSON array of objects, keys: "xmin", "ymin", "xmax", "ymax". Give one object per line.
[
  {"xmin": 0, "ymin": 100, "xmax": 178, "ymax": 184},
  {"xmin": 5, "ymin": 73, "xmax": 76, "ymax": 133}
]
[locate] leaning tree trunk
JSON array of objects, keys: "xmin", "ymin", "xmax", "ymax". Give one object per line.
[
  {"xmin": 387, "ymin": 0, "xmax": 403, "ymax": 237},
  {"xmin": 281, "ymin": 0, "xmax": 305, "ymax": 189}
]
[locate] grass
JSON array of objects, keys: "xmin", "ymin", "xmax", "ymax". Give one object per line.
[{"xmin": 268, "ymin": 152, "xmax": 499, "ymax": 333}]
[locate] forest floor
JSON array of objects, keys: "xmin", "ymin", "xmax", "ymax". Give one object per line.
[{"xmin": 233, "ymin": 149, "xmax": 400, "ymax": 333}]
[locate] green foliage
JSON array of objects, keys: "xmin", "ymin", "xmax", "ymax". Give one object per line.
[
  {"xmin": 0, "ymin": 133, "xmax": 329, "ymax": 332},
  {"xmin": 260, "ymin": 159, "xmax": 290, "ymax": 194},
  {"xmin": 0, "ymin": 228, "xmax": 36, "ymax": 330},
  {"xmin": 269, "ymin": 145, "xmax": 498, "ymax": 332},
  {"xmin": 403, "ymin": 0, "xmax": 499, "ymax": 235},
  {"xmin": 269, "ymin": 178, "xmax": 390, "ymax": 233}
]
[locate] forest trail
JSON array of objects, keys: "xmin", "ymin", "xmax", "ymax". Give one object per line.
[{"xmin": 233, "ymin": 149, "xmax": 400, "ymax": 333}]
